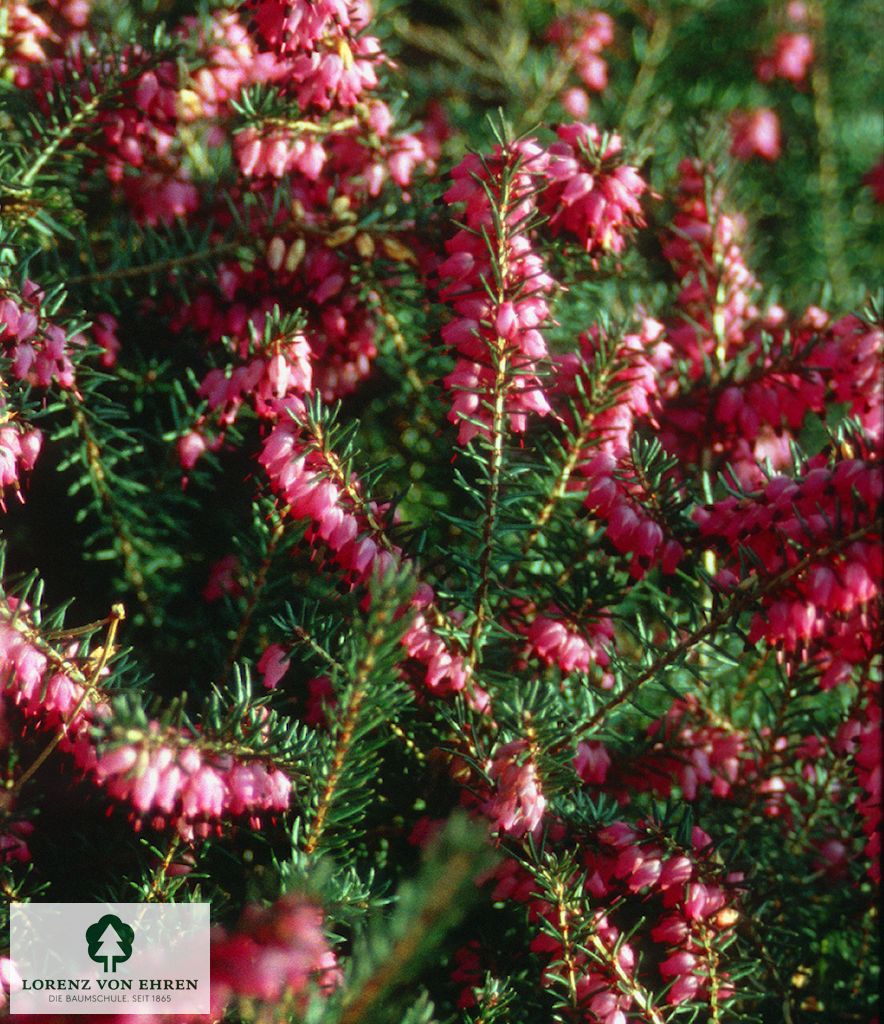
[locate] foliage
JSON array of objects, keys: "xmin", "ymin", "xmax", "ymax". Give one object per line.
[{"xmin": 0, "ymin": 0, "xmax": 880, "ymax": 1022}]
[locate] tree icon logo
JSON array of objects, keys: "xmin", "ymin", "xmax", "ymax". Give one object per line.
[{"xmin": 85, "ymin": 914, "xmax": 135, "ymax": 973}]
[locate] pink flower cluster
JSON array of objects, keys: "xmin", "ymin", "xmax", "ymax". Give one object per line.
[
  {"xmin": 211, "ymin": 893, "xmax": 342, "ymax": 1011},
  {"xmin": 482, "ymin": 739, "xmax": 547, "ymax": 839},
  {"xmin": 525, "ymin": 608, "xmax": 613, "ymax": 677},
  {"xmin": 439, "ymin": 139, "xmax": 553, "ymax": 445},
  {"xmin": 0, "ymin": 282, "xmax": 80, "ymax": 391},
  {"xmin": 730, "ymin": 108, "xmax": 781, "ymax": 162},
  {"xmin": 28, "ymin": 44, "xmax": 199, "ymax": 225},
  {"xmin": 695, "ymin": 457, "xmax": 882, "ymax": 687},
  {"xmin": 574, "ymin": 704, "xmax": 749, "ymax": 806},
  {"xmin": 656, "ymin": 302, "xmax": 881, "ymax": 489},
  {"xmin": 590, "ymin": 823, "xmax": 736, "ymax": 1006},
  {"xmin": 175, "ymin": 247, "xmax": 378, "ymax": 422},
  {"xmin": 194, "ymin": 318, "xmax": 313, "ymax": 436},
  {"xmin": 93, "ymin": 730, "xmax": 291, "ymax": 840},
  {"xmin": 661, "ymin": 159, "xmax": 759, "ymax": 375},
  {"xmin": 179, "ymin": 10, "xmax": 291, "ymax": 123},
  {"xmin": 0, "ymin": 0, "xmax": 90, "ymax": 85},
  {"xmin": 543, "ymin": 123, "xmax": 647, "ymax": 260},
  {"xmin": 756, "ymin": 31, "xmax": 814, "ymax": 85},
  {"xmin": 555, "ymin": 319, "xmax": 683, "ymax": 577},
  {"xmin": 807, "ymin": 314, "xmax": 884, "ymax": 443},
  {"xmin": 246, "ymin": 0, "xmax": 380, "ymax": 106},
  {"xmin": 487, "ymin": 818, "xmax": 739, "ymax": 1018},
  {"xmin": 259, "ymin": 416, "xmax": 487, "ymax": 708},
  {"xmin": 531, "ymin": 904, "xmax": 636, "ymax": 1024},
  {"xmin": 843, "ymin": 693, "xmax": 882, "ymax": 883},
  {"xmin": 0, "ymin": 420, "xmax": 42, "ymax": 507},
  {"xmin": 0, "ymin": 600, "xmax": 292, "ymax": 839},
  {"xmin": 641, "ymin": 700, "xmax": 747, "ymax": 801},
  {"xmin": 547, "ymin": 9, "xmax": 615, "ymax": 116}
]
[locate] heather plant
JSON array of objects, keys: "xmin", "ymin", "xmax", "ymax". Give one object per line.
[{"xmin": 0, "ymin": 1, "xmax": 880, "ymax": 1023}]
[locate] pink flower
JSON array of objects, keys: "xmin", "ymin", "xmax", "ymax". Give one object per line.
[
  {"xmin": 574, "ymin": 741, "xmax": 612, "ymax": 784},
  {"xmin": 257, "ymin": 643, "xmax": 291, "ymax": 690},
  {"xmin": 211, "ymin": 894, "xmax": 341, "ymax": 1013},
  {"xmin": 542, "ymin": 123, "xmax": 647, "ymax": 260},
  {"xmin": 730, "ymin": 108, "xmax": 781, "ymax": 162},
  {"xmin": 483, "ymin": 740, "xmax": 546, "ymax": 838},
  {"xmin": 177, "ymin": 430, "xmax": 207, "ymax": 470},
  {"xmin": 758, "ymin": 32, "xmax": 814, "ymax": 84}
]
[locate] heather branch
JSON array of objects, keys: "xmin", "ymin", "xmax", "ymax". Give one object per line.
[
  {"xmin": 302, "ymin": 598, "xmax": 400, "ymax": 856},
  {"xmin": 7, "ymin": 602, "xmax": 124, "ymax": 799},
  {"xmin": 465, "ymin": 157, "xmax": 514, "ymax": 673},
  {"xmin": 0, "ymin": 596, "xmax": 115, "ymax": 694},
  {"xmin": 66, "ymin": 395, "xmax": 155, "ymax": 620},
  {"xmin": 584, "ymin": 932, "xmax": 667, "ymax": 1024}
]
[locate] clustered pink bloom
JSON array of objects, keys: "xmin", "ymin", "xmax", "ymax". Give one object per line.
[
  {"xmin": 531, "ymin": 905, "xmax": 635, "ymax": 1024},
  {"xmin": 695, "ymin": 457, "xmax": 882, "ymax": 687},
  {"xmin": 195, "ymin": 318, "xmax": 313, "ymax": 431},
  {"xmin": 93, "ymin": 730, "xmax": 291, "ymax": 840},
  {"xmin": 16, "ymin": 0, "xmax": 431, "ymax": 455},
  {"xmin": 210, "ymin": 893, "xmax": 342, "ymax": 1012},
  {"xmin": 851, "ymin": 693, "xmax": 881, "ymax": 883},
  {"xmin": 554, "ymin": 319, "xmax": 683, "ymax": 577},
  {"xmin": 525, "ymin": 607, "xmax": 613, "ymax": 677},
  {"xmin": 178, "ymin": 10, "xmax": 291, "ymax": 123},
  {"xmin": 0, "ymin": 0, "xmax": 90, "ymax": 85},
  {"xmin": 730, "ymin": 107, "xmax": 782, "ymax": 162},
  {"xmin": 661, "ymin": 159, "xmax": 760, "ymax": 375},
  {"xmin": 547, "ymin": 9, "xmax": 614, "ymax": 115},
  {"xmin": 574, "ymin": 704, "xmax": 752, "ymax": 808},
  {"xmin": 482, "ymin": 739, "xmax": 547, "ymax": 839},
  {"xmin": 756, "ymin": 32, "xmax": 814, "ymax": 84},
  {"xmin": 543, "ymin": 123, "xmax": 647, "ymax": 260},
  {"xmin": 0, "ymin": 283, "xmax": 80, "ymax": 390},
  {"xmin": 656, "ymin": 300, "xmax": 881, "ymax": 489},
  {"xmin": 259, "ymin": 415, "xmax": 488, "ymax": 709},
  {"xmin": 593, "ymin": 823, "xmax": 736, "ymax": 1007},
  {"xmin": 807, "ymin": 314, "xmax": 884, "ymax": 442},
  {"xmin": 175, "ymin": 248, "xmax": 376, "ymax": 423},
  {"xmin": 490, "ymin": 819, "xmax": 739, "ymax": 1018},
  {"xmin": 0, "ymin": 604, "xmax": 95, "ymax": 737},
  {"xmin": 642, "ymin": 699, "xmax": 747, "ymax": 801},
  {"xmin": 27, "ymin": 45, "xmax": 198, "ymax": 225},
  {"xmin": 439, "ymin": 139, "xmax": 553, "ymax": 445},
  {"xmin": 246, "ymin": 0, "xmax": 380, "ymax": 106},
  {"xmin": 0, "ymin": 600, "xmax": 292, "ymax": 839},
  {"xmin": 0, "ymin": 419, "xmax": 43, "ymax": 507}
]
